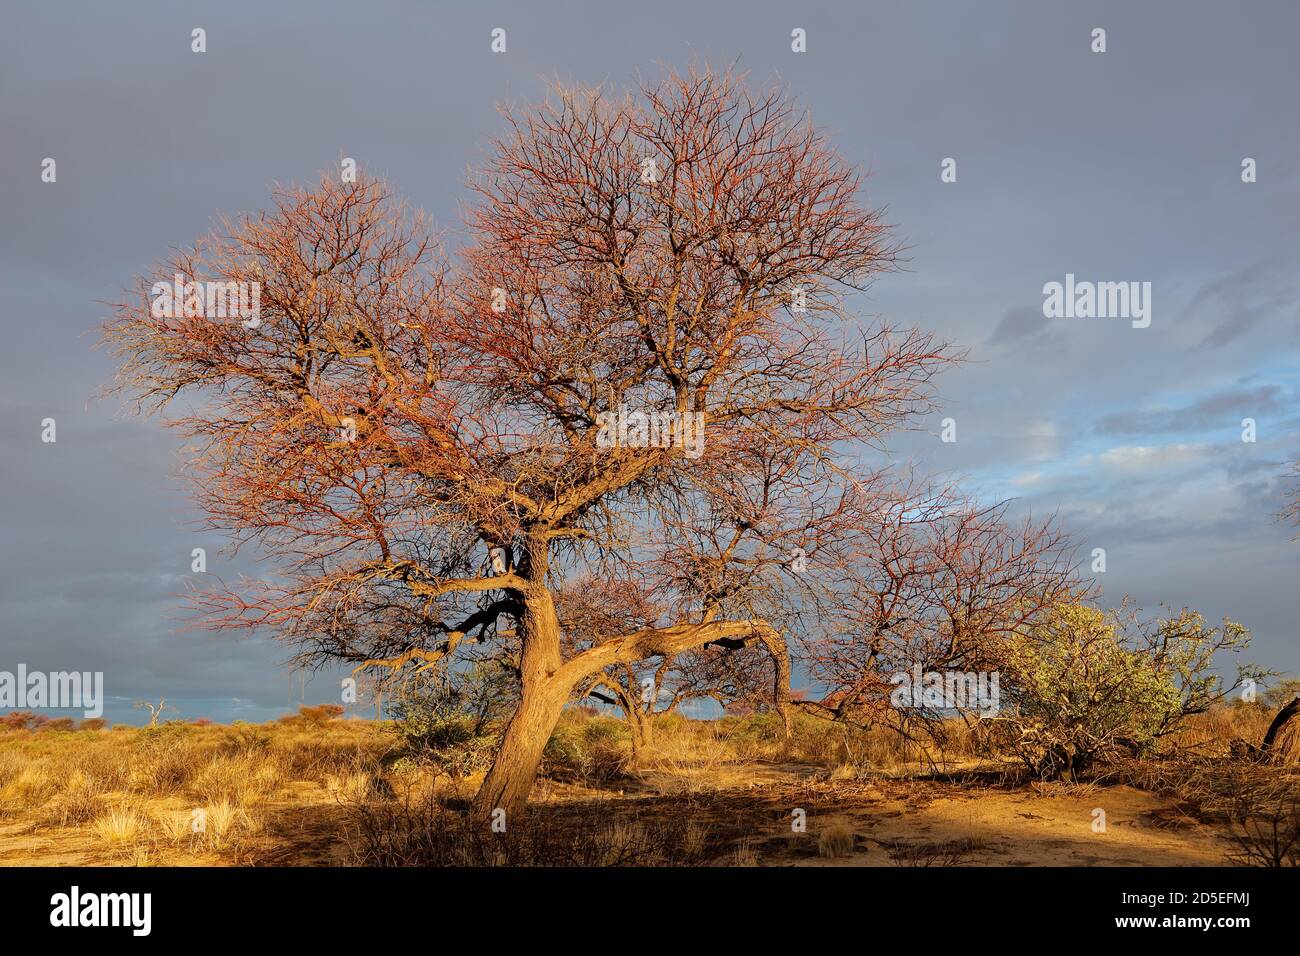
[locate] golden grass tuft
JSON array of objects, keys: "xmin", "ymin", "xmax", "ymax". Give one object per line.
[
  {"xmin": 40, "ymin": 771, "xmax": 103, "ymax": 827},
  {"xmin": 817, "ymin": 824, "xmax": 857, "ymax": 858},
  {"xmin": 95, "ymin": 804, "xmax": 147, "ymax": 845}
]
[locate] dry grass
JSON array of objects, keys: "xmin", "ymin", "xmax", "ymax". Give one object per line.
[
  {"xmin": 817, "ymin": 824, "xmax": 856, "ymax": 858},
  {"xmin": 0, "ymin": 699, "xmax": 1292, "ymax": 866},
  {"xmin": 0, "ymin": 709, "xmax": 385, "ymax": 864},
  {"xmin": 884, "ymin": 836, "xmax": 981, "ymax": 867},
  {"xmin": 95, "ymin": 804, "xmax": 147, "ymax": 845}
]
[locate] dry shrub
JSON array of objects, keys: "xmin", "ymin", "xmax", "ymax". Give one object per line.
[
  {"xmin": 95, "ymin": 804, "xmax": 146, "ymax": 846},
  {"xmin": 1111, "ymin": 754, "xmax": 1300, "ymax": 863},
  {"xmin": 1171, "ymin": 703, "xmax": 1273, "ymax": 757},
  {"xmin": 817, "ymin": 824, "xmax": 856, "ymax": 858},
  {"xmin": 717, "ymin": 711, "xmax": 978, "ymax": 772},
  {"xmin": 40, "ymin": 771, "xmax": 102, "ymax": 827},
  {"xmin": 268, "ymin": 729, "xmax": 380, "ymax": 783},
  {"xmin": 1212, "ymin": 764, "xmax": 1300, "ymax": 867},
  {"xmin": 153, "ymin": 808, "xmax": 196, "ymax": 846},
  {"xmin": 325, "ymin": 770, "xmax": 376, "ymax": 802},
  {"xmin": 0, "ymin": 712, "xmax": 45, "ymax": 731},
  {"xmin": 635, "ymin": 724, "xmax": 743, "ymax": 792},
  {"xmin": 67, "ymin": 744, "xmax": 132, "ymax": 792},
  {"xmin": 1, "ymin": 763, "xmax": 56, "ymax": 810},
  {"xmin": 192, "ymin": 752, "xmax": 284, "ymax": 805},
  {"xmin": 543, "ymin": 714, "xmax": 632, "ymax": 785},
  {"xmin": 884, "ymin": 836, "xmax": 980, "ymax": 866},
  {"xmin": 732, "ymin": 837, "xmax": 758, "ymax": 866},
  {"xmin": 199, "ymin": 798, "xmax": 261, "ymax": 850},
  {"xmin": 128, "ymin": 727, "xmax": 205, "ymax": 794},
  {"xmin": 126, "ymin": 846, "xmax": 154, "ymax": 867},
  {"xmin": 0, "ymin": 749, "xmax": 29, "ymax": 791},
  {"xmin": 1227, "ymin": 793, "xmax": 1300, "ymax": 867},
  {"xmin": 283, "ymin": 704, "xmax": 346, "ymax": 728},
  {"xmin": 217, "ymin": 722, "xmax": 271, "ymax": 753}
]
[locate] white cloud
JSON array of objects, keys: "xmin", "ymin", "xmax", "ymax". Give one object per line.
[
  {"xmin": 1099, "ymin": 443, "xmax": 1210, "ymax": 471},
  {"xmin": 1011, "ymin": 471, "xmax": 1044, "ymax": 487}
]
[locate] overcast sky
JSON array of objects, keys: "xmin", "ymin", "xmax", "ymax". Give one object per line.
[{"xmin": 2, "ymin": 0, "xmax": 1297, "ymax": 724}]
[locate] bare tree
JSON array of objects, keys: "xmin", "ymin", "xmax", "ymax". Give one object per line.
[
  {"xmin": 106, "ymin": 65, "xmax": 977, "ymax": 820},
  {"xmin": 801, "ymin": 475, "xmax": 1083, "ymax": 733},
  {"xmin": 134, "ymin": 697, "xmax": 172, "ymax": 728},
  {"xmin": 1283, "ymin": 463, "xmax": 1300, "ymax": 536}
]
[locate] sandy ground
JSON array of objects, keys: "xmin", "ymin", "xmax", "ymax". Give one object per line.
[
  {"xmin": 0, "ymin": 762, "xmax": 1234, "ymax": 866},
  {"xmin": 784, "ymin": 780, "xmax": 1229, "ymax": 866}
]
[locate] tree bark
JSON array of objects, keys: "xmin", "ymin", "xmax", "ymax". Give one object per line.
[
  {"xmin": 1260, "ymin": 696, "xmax": 1300, "ymax": 756},
  {"xmin": 629, "ymin": 706, "xmax": 651, "ymax": 755},
  {"xmin": 470, "ymin": 588, "xmax": 571, "ymax": 823},
  {"xmin": 470, "ymin": 676, "xmax": 570, "ymax": 822}
]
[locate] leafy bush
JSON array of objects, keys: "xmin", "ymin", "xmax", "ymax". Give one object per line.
[
  {"xmin": 542, "ymin": 713, "xmax": 630, "ymax": 783},
  {"xmin": 997, "ymin": 603, "xmax": 1259, "ymax": 779},
  {"xmin": 388, "ymin": 666, "xmax": 513, "ymax": 778},
  {"xmin": 284, "ymin": 704, "xmax": 345, "ymax": 727}
]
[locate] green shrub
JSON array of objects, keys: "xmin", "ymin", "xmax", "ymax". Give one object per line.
[
  {"xmin": 541, "ymin": 713, "xmax": 629, "ymax": 784},
  {"xmin": 997, "ymin": 603, "xmax": 1256, "ymax": 779},
  {"xmin": 388, "ymin": 670, "xmax": 507, "ymax": 779}
]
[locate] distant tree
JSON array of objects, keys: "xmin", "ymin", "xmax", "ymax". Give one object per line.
[
  {"xmin": 800, "ymin": 483, "xmax": 1082, "ymax": 731},
  {"xmin": 292, "ymin": 703, "xmax": 346, "ymax": 727},
  {"xmin": 134, "ymin": 698, "xmax": 173, "ymax": 728},
  {"xmin": 0, "ymin": 711, "xmax": 43, "ymax": 731}
]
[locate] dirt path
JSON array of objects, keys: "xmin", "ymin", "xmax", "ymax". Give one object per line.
[
  {"xmin": 792, "ymin": 783, "xmax": 1231, "ymax": 866},
  {"xmin": 609, "ymin": 762, "xmax": 1235, "ymax": 866}
]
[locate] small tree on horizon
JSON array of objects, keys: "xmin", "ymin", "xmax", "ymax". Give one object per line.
[{"xmin": 133, "ymin": 697, "xmax": 173, "ymax": 728}]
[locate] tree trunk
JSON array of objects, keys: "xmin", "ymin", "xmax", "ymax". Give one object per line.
[
  {"xmin": 471, "ymin": 589, "xmax": 570, "ymax": 823},
  {"xmin": 1260, "ymin": 696, "xmax": 1300, "ymax": 757},
  {"xmin": 469, "ymin": 601, "xmax": 793, "ymax": 821},
  {"xmin": 628, "ymin": 706, "xmax": 651, "ymax": 756},
  {"xmin": 470, "ymin": 677, "xmax": 569, "ymax": 822}
]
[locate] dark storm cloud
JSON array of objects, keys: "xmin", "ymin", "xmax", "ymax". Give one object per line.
[
  {"xmin": 1186, "ymin": 258, "xmax": 1300, "ymax": 349},
  {"xmin": 987, "ymin": 305, "xmax": 1059, "ymax": 347},
  {"xmin": 2, "ymin": 0, "xmax": 1299, "ymax": 722}
]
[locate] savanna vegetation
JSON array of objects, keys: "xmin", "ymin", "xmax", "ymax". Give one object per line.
[
  {"xmin": 56, "ymin": 63, "xmax": 1300, "ymax": 868},
  {"xmin": 2, "ymin": 661, "xmax": 1298, "ymax": 867}
]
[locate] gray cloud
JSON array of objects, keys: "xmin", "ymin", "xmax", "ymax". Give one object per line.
[
  {"xmin": 987, "ymin": 305, "xmax": 1062, "ymax": 348},
  {"xmin": 1095, "ymin": 385, "xmax": 1287, "ymax": 436}
]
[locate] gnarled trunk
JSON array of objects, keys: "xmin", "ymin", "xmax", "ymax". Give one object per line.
[
  {"xmin": 471, "ymin": 588, "xmax": 571, "ymax": 822},
  {"xmin": 471, "ymin": 676, "xmax": 570, "ymax": 821},
  {"xmin": 1261, "ymin": 696, "xmax": 1300, "ymax": 749},
  {"xmin": 471, "ymin": 599, "xmax": 792, "ymax": 821},
  {"xmin": 628, "ymin": 705, "xmax": 652, "ymax": 756}
]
